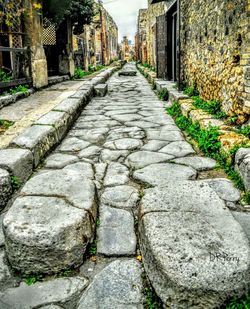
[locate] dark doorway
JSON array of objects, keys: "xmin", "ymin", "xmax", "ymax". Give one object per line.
[{"xmin": 167, "ymin": 1, "xmax": 178, "ymax": 81}]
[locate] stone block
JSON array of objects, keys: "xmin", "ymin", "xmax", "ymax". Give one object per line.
[
  {"xmin": 94, "ymin": 84, "xmax": 108, "ymax": 97},
  {"xmin": 34, "ymin": 111, "xmax": 72, "ymax": 142},
  {"xmin": 0, "ymin": 149, "xmax": 33, "ymax": 184},
  {"xmin": 0, "ymin": 277, "xmax": 88, "ymax": 309},
  {"xmin": 155, "ymin": 80, "xmax": 175, "ymax": 91},
  {"xmin": 139, "ymin": 181, "xmax": 250, "ymax": 308},
  {"xmin": 53, "ymin": 97, "xmax": 83, "ymax": 117},
  {"xmin": 10, "ymin": 125, "xmax": 58, "ymax": 167},
  {"xmin": 235, "ymin": 148, "xmax": 250, "ymax": 190},
  {"xmin": 169, "ymin": 90, "xmax": 189, "ymax": 103},
  {"xmin": 118, "ymin": 71, "xmax": 137, "ymax": 76},
  {"xmin": 0, "ymin": 169, "xmax": 12, "ymax": 211}
]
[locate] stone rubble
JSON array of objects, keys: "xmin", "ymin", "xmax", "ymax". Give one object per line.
[{"xmin": 0, "ymin": 63, "xmax": 250, "ymax": 308}]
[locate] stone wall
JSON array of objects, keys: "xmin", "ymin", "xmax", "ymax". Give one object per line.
[
  {"xmin": 146, "ymin": 2, "xmax": 167, "ymax": 67},
  {"xmin": 136, "ymin": 9, "xmax": 148, "ymax": 63},
  {"xmin": 180, "ymin": 0, "xmax": 250, "ymax": 122}
]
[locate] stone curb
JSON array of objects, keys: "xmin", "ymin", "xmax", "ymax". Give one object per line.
[{"xmin": 0, "ymin": 66, "xmax": 120, "ymax": 211}]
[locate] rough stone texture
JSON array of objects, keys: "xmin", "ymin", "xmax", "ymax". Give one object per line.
[
  {"xmin": 125, "ymin": 151, "xmax": 173, "ymax": 169},
  {"xmin": 233, "ymin": 212, "xmax": 250, "ymax": 241},
  {"xmin": 140, "ymin": 181, "xmax": 250, "ymax": 308},
  {"xmin": 159, "ymin": 141, "xmax": 195, "ymax": 157},
  {"xmin": 58, "ymin": 137, "xmax": 90, "ymax": 153},
  {"xmin": 77, "ymin": 259, "xmax": 143, "ymax": 308},
  {"xmin": 3, "ymin": 166, "xmax": 96, "ymax": 275},
  {"xmin": 94, "ymin": 84, "xmax": 108, "ymax": 97},
  {"xmin": 0, "ymin": 213, "xmax": 4, "ymax": 246},
  {"xmin": 0, "ymin": 169, "xmax": 12, "ymax": 211},
  {"xmin": 172, "ymin": 156, "xmax": 217, "ymax": 171},
  {"xmin": 0, "ymin": 277, "xmax": 88, "ymax": 309},
  {"xmin": 104, "ymin": 163, "xmax": 129, "ymax": 186},
  {"xmin": 0, "ymin": 149, "xmax": 33, "ymax": 184},
  {"xmin": 104, "ymin": 138, "xmax": 143, "ymax": 151},
  {"xmin": 3, "ymin": 196, "xmax": 94, "ymax": 275},
  {"xmin": 133, "ymin": 163, "xmax": 197, "ymax": 186},
  {"xmin": 146, "ymin": 128, "xmax": 184, "ymax": 141},
  {"xmin": 0, "ymin": 250, "xmax": 12, "ymax": 289},
  {"xmin": 97, "ymin": 205, "xmax": 136, "ymax": 256},
  {"xmin": 235, "ymin": 148, "xmax": 250, "ymax": 190},
  {"xmin": 101, "ymin": 185, "xmax": 139, "ymax": 209},
  {"xmin": 10, "ymin": 125, "xmax": 57, "ymax": 167},
  {"xmin": 180, "ymin": 0, "xmax": 249, "ymax": 118},
  {"xmin": 202, "ymin": 178, "xmax": 241, "ymax": 203},
  {"xmin": 44, "ymin": 153, "xmax": 79, "ymax": 169},
  {"xmin": 53, "ymin": 98, "xmax": 83, "ymax": 117}
]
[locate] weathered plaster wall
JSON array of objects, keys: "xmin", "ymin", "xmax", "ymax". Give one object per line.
[{"xmin": 180, "ymin": 0, "xmax": 250, "ymax": 122}]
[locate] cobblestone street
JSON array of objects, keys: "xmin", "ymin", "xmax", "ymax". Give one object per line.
[{"xmin": 0, "ymin": 64, "xmax": 249, "ymax": 308}]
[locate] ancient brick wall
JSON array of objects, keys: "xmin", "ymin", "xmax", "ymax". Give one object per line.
[{"xmin": 180, "ymin": 0, "xmax": 250, "ymax": 122}]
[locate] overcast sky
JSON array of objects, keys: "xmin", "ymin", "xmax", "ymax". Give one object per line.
[{"xmin": 102, "ymin": 0, "xmax": 148, "ymax": 43}]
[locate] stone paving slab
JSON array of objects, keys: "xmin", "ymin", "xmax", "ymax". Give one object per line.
[
  {"xmin": 77, "ymin": 259, "xmax": 143, "ymax": 308},
  {"xmin": 0, "ymin": 277, "xmax": 88, "ymax": 309},
  {"xmin": 0, "ymin": 169, "xmax": 12, "ymax": 211},
  {"xmin": 139, "ymin": 182, "xmax": 250, "ymax": 308}
]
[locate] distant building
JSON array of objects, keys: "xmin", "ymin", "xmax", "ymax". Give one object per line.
[{"xmin": 120, "ymin": 36, "xmax": 135, "ymax": 62}]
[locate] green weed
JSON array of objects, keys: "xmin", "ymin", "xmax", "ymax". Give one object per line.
[
  {"xmin": 167, "ymin": 101, "xmax": 245, "ymax": 190},
  {"xmin": 224, "ymin": 294, "xmax": 250, "ymax": 309},
  {"xmin": 0, "ymin": 119, "xmax": 14, "ymax": 130},
  {"xmin": 73, "ymin": 67, "xmax": 91, "ymax": 79},
  {"xmin": 144, "ymin": 287, "xmax": 163, "ymax": 309},
  {"xmin": 89, "ymin": 240, "xmax": 97, "ymax": 256},
  {"xmin": 24, "ymin": 275, "xmax": 43, "ymax": 286},
  {"xmin": 183, "ymin": 82, "xmax": 199, "ymax": 97},
  {"xmin": 0, "ymin": 70, "xmax": 11, "ymax": 82},
  {"xmin": 237, "ymin": 126, "xmax": 250, "ymax": 139},
  {"xmin": 192, "ymin": 96, "xmax": 226, "ymax": 119},
  {"xmin": 11, "ymin": 176, "xmax": 20, "ymax": 192},
  {"xmin": 157, "ymin": 88, "xmax": 169, "ymax": 101},
  {"xmin": 242, "ymin": 192, "xmax": 250, "ymax": 205}
]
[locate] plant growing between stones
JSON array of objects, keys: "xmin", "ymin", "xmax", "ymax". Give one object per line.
[
  {"xmin": 192, "ymin": 96, "xmax": 227, "ymax": 119},
  {"xmin": 183, "ymin": 82, "xmax": 199, "ymax": 97},
  {"xmin": 224, "ymin": 294, "xmax": 250, "ymax": 309},
  {"xmin": 24, "ymin": 274, "xmax": 43, "ymax": 286},
  {"xmin": 143, "ymin": 287, "xmax": 163, "ymax": 309},
  {"xmin": 73, "ymin": 67, "xmax": 91, "ymax": 79},
  {"xmin": 89, "ymin": 240, "xmax": 97, "ymax": 256},
  {"xmin": 157, "ymin": 89, "xmax": 169, "ymax": 101},
  {"xmin": 11, "ymin": 176, "xmax": 20, "ymax": 192},
  {"xmin": 167, "ymin": 101, "xmax": 245, "ymax": 190}
]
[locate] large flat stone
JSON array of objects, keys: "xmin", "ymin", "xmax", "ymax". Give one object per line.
[
  {"xmin": 77, "ymin": 259, "xmax": 143, "ymax": 308},
  {"xmin": 0, "ymin": 277, "xmax": 88, "ymax": 309},
  {"xmin": 44, "ymin": 153, "xmax": 79, "ymax": 169},
  {"xmin": 159, "ymin": 141, "xmax": 195, "ymax": 158},
  {"xmin": 139, "ymin": 181, "xmax": 250, "ymax": 308},
  {"xmin": 100, "ymin": 149, "xmax": 129, "ymax": 163},
  {"xmin": 58, "ymin": 137, "xmax": 90, "ymax": 153},
  {"xmin": 103, "ymin": 138, "xmax": 143, "ymax": 151},
  {"xmin": 20, "ymin": 167, "xmax": 95, "ymax": 213},
  {"xmin": 3, "ymin": 196, "xmax": 94, "ymax": 275},
  {"xmin": 125, "ymin": 151, "xmax": 174, "ymax": 169},
  {"xmin": 233, "ymin": 212, "xmax": 250, "ymax": 241},
  {"xmin": 101, "ymin": 185, "xmax": 139, "ymax": 209},
  {"xmin": 53, "ymin": 97, "xmax": 83, "ymax": 117},
  {"xmin": 0, "ymin": 169, "xmax": 12, "ymax": 210},
  {"xmin": 0, "ymin": 149, "xmax": 33, "ymax": 184},
  {"xmin": 201, "ymin": 178, "xmax": 241, "ymax": 203},
  {"xmin": 11, "ymin": 125, "xmax": 57, "ymax": 167},
  {"xmin": 133, "ymin": 163, "xmax": 197, "ymax": 186},
  {"xmin": 146, "ymin": 128, "xmax": 184, "ymax": 141},
  {"xmin": 97, "ymin": 205, "xmax": 136, "ymax": 256},
  {"xmin": 172, "ymin": 156, "xmax": 217, "ymax": 171}
]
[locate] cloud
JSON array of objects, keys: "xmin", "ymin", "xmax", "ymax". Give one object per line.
[{"xmin": 102, "ymin": 0, "xmax": 148, "ymax": 43}]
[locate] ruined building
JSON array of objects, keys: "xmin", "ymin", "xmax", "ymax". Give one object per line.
[
  {"xmin": 143, "ymin": 0, "xmax": 250, "ymax": 121},
  {"xmin": 0, "ymin": 0, "xmax": 118, "ymax": 90}
]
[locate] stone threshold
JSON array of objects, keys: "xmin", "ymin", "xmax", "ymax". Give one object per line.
[{"xmin": 0, "ymin": 65, "xmax": 121, "ymax": 212}]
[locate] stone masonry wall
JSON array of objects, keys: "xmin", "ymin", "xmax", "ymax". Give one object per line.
[{"xmin": 180, "ymin": 0, "xmax": 250, "ymax": 122}]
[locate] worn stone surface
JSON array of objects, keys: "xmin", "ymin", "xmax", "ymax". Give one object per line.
[
  {"xmin": 104, "ymin": 138, "xmax": 143, "ymax": 150},
  {"xmin": 0, "ymin": 169, "xmax": 12, "ymax": 210},
  {"xmin": 125, "ymin": 151, "xmax": 173, "ymax": 169},
  {"xmin": 0, "ymin": 277, "xmax": 88, "ymax": 309},
  {"xmin": 0, "ymin": 213, "xmax": 4, "ymax": 246},
  {"xmin": 0, "ymin": 149, "xmax": 33, "ymax": 184},
  {"xmin": 58, "ymin": 137, "xmax": 90, "ymax": 153},
  {"xmin": 104, "ymin": 163, "xmax": 129, "ymax": 186},
  {"xmin": 0, "ymin": 250, "xmax": 12, "ymax": 289},
  {"xmin": 235, "ymin": 148, "xmax": 250, "ymax": 190},
  {"xmin": 159, "ymin": 141, "xmax": 195, "ymax": 157},
  {"xmin": 101, "ymin": 185, "xmax": 139, "ymax": 209},
  {"xmin": 3, "ymin": 196, "xmax": 94, "ymax": 275},
  {"xmin": 233, "ymin": 212, "xmax": 250, "ymax": 241},
  {"xmin": 133, "ymin": 163, "xmax": 197, "ymax": 186},
  {"xmin": 77, "ymin": 259, "xmax": 143, "ymax": 308},
  {"xmin": 97, "ymin": 205, "xmax": 136, "ymax": 256},
  {"xmin": 172, "ymin": 156, "xmax": 217, "ymax": 171},
  {"xmin": 10, "ymin": 125, "xmax": 57, "ymax": 167},
  {"xmin": 44, "ymin": 153, "xmax": 79, "ymax": 169},
  {"xmin": 94, "ymin": 84, "xmax": 108, "ymax": 97},
  {"xmin": 146, "ymin": 128, "xmax": 184, "ymax": 141},
  {"xmin": 140, "ymin": 181, "xmax": 250, "ymax": 308},
  {"xmin": 202, "ymin": 178, "xmax": 241, "ymax": 203}
]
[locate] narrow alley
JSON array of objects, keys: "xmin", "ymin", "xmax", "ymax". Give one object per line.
[{"xmin": 0, "ymin": 64, "xmax": 249, "ymax": 308}]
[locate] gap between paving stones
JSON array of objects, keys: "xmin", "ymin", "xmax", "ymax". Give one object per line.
[{"xmin": 0, "ymin": 63, "xmax": 250, "ymax": 308}]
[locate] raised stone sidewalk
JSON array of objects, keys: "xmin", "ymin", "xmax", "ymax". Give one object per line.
[{"xmin": 0, "ymin": 63, "xmax": 250, "ymax": 308}]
